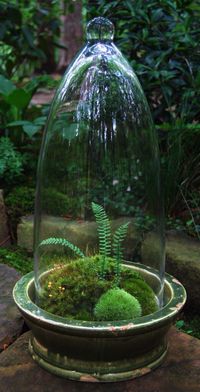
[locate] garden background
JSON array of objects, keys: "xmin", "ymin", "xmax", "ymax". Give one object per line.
[{"xmin": 0, "ymin": 0, "xmax": 200, "ymax": 337}]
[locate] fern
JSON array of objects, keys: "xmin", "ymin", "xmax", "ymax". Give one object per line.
[
  {"xmin": 113, "ymin": 222, "xmax": 130, "ymax": 286},
  {"xmin": 91, "ymin": 202, "xmax": 111, "ymax": 277},
  {"xmin": 38, "ymin": 204, "xmax": 130, "ymax": 286},
  {"xmin": 39, "ymin": 237, "xmax": 85, "ymax": 258}
]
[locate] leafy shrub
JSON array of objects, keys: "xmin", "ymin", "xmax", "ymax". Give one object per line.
[
  {"xmin": 5, "ymin": 186, "xmax": 75, "ymax": 238},
  {"xmin": 94, "ymin": 288, "xmax": 142, "ymax": 321},
  {"xmin": 42, "ymin": 188, "xmax": 72, "ymax": 217},
  {"xmin": 5, "ymin": 186, "xmax": 35, "ymax": 217},
  {"xmin": 86, "ymin": 0, "xmax": 200, "ymax": 124},
  {"xmin": 0, "ymin": 137, "xmax": 24, "ymax": 186},
  {"xmin": 0, "ymin": 74, "xmax": 56, "ymax": 191},
  {"xmin": 5, "ymin": 186, "xmax": 35, "ymax": 238},
  {"xmin": 0, "ymin": 2, "xmax": 61, "ymax": 78},
  {"xmin": 0, "ymin": 74, "xmax": 48, "ymax": 141}
]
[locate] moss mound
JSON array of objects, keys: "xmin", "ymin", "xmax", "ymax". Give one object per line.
[
  {"xmin": 94, "ymin": 288, "xmax": 142, "ymax": 321},
  {"xmin": 121, "ymin": 270, "xmax": 158, "ymax": 315},
  {"xmin": 39, "ymin": 256, "xmax": 158, "ymax": 321}
]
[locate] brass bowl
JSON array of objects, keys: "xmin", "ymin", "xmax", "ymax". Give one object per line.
[{"xmin": 13, "ymin": 263, "xmax": 186, "ymax": 382}]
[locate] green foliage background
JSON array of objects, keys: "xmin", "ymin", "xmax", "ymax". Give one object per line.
[
  {"xmin": 86, "ymin": 0, "xmax": 200, "ymax": 124},
  {"xmin": 85, "ymin": 0, "xmax": 200, "ymax": 219},
  {"xmin": 0, "ymin": 0, "xmax": 199, "ymax": 236},
  {"xmin": 0, "ymin": 0, "xmax": 61, "ymax": 78}
]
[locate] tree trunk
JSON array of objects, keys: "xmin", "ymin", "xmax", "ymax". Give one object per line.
[{"xmin": 57, "ymin": 1, "xmax": 83, "ymax": 72}]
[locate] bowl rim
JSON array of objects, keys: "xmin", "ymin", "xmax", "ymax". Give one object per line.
[{"xmin": 13, "ymin": 262, "xmax": 186, "ymax": 334}]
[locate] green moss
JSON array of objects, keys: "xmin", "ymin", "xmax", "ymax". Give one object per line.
[
  {"xmin": 39, "ymin": 256, "xmax": 110, "ymax": 319},
  {"xmin": 121, "ymin": 272, "xmax": 158, "ymax": 315},
  {"xmin": 94, "ymin": 288, "xmax": 142, "ymax": 321},
  {"xmin": 39, "ymin": 256, "xmax": 158, "ymax": 321},
  {"xmin": 0, "ymin": 246, "xmax": 33, "ymax": 274}
]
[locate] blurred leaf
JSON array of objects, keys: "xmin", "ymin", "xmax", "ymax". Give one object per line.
[
  {"xmin": 176, "ymin": 320, "xmax": 185, "ymax": 328},
  {"xmin": 22, "ymin": 25, "xmax": 35, "ymax": 48},
  {"xmin": 34, "ymin": 116, "xmax": 47, "ymax": 126},
  {"xmin": 186, "ymin": 219, "xmax": 193, "ymax": 226},
  {"xmin": 0, "ymin": 75, "xmax": 15, "ymax": 96},
  {"xmin": 6, "ymin": 88, "xmax": 31, "ymax": 110},
  {"xmin": 7, "ymin": 120, "xmax": 31, "ymax": 127},
  {"xmin": 23, "ymin": 123, "xmax": 41, "ymax": 138},
  {"xmin": 0, "ymin": 23, "xmax": 6, "ymax": 39}
]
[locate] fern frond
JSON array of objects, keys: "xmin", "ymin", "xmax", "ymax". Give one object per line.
[
  {"xmin": 113, "ymin": 222, "xmax": 130, "ymax": 286},
  {"xmin": 91, "ymin": 202, "xmax": 111, "ymax": 257},
  {"xmin": 91, "ymin": 202, "xmax": 111, "ymax": 277},
  {"xmin": 39, "ymin": 237, "xmax": 85, "ymax": 258}
]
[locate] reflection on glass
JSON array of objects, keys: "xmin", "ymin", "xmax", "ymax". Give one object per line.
[{"xmin": 34, "ymin": 17, "xmax": 165, "ymax": 322}]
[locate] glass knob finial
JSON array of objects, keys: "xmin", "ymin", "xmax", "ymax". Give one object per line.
[{"xmin": 86, "ymin": 17, "xmax": 114, "ymax": 41}]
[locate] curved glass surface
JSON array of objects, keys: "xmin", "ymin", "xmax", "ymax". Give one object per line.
[{"xmin": 34, "ymin": 17, "xmax": 165, "ymax": 321}]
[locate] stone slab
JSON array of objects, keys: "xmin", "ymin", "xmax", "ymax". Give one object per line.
[
  {"xmin": 31, "ymin": 89, "xmax": 55, "ymax": 105},
  {"xmin": 142, "ymin": 231, "xmax": 200, "ymax": 312},
  {"xmin": 0, "ymin": 264, "xmax": 24, "ymax": 352},
  {"xmin": 17, "ymin": 215, "xmax": 140, "ymax": 258},
  {"xmin": 0, "ymin": 328, "xmax": 200, "ymax": 392}
]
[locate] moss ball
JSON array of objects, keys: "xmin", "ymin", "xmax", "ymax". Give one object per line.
[{"xmin": 94, "ymin": 288, "xmax": 142, "ymax": 321}]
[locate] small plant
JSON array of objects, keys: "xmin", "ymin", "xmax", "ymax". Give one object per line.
[
  {"xmin": 40, "ymin": 202, "xmax": 130, "ymax": 285},
  {"xmin": 94, "ymin": 288, "xmax": 142, "ymax": 321},
  {"xmin": 39, "ymin": 203, "xmax": 159, "ymax": 321},
  {"xmin": 176, "ymin": 316, "xmax": 200, "ymax": 340}
]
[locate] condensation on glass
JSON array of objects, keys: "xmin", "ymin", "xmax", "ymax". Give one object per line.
[{"xmin": 34, "ymin": 17, "xmax": 165, "ymax": 312}]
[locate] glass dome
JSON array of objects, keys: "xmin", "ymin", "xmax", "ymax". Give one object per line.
[{"xmin": 34, "ymin": 17, "xmax": 165, "ymax": 323}]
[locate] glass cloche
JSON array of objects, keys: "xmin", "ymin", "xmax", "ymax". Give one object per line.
[{"xmin": 33, "ymin": 17, "xmax": 165, "ymax": 323}]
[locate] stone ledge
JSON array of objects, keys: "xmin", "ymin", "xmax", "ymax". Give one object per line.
[
  {"xmin": 0, "ymin": 328, "xmax": 200, "ymax": 391},
  {"xmin": 0, "ymin": 264, "xmax": 24, "ymax": 352},
  {"xmin": 142, "ymin": 230, "xmax": 200, "ymax": 311},
  {"xmin": 17, "ymin": 215, "xmax": 140, "ymax": 258}
]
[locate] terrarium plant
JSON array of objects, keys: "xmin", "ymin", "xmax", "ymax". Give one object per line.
[
  {"xmin": 38, "ymin": 202, "xmax": 157, "ymax": 321},
  {"xmin": 13, "ymin": 17, "xmax": 186, "ymax": 382}
]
